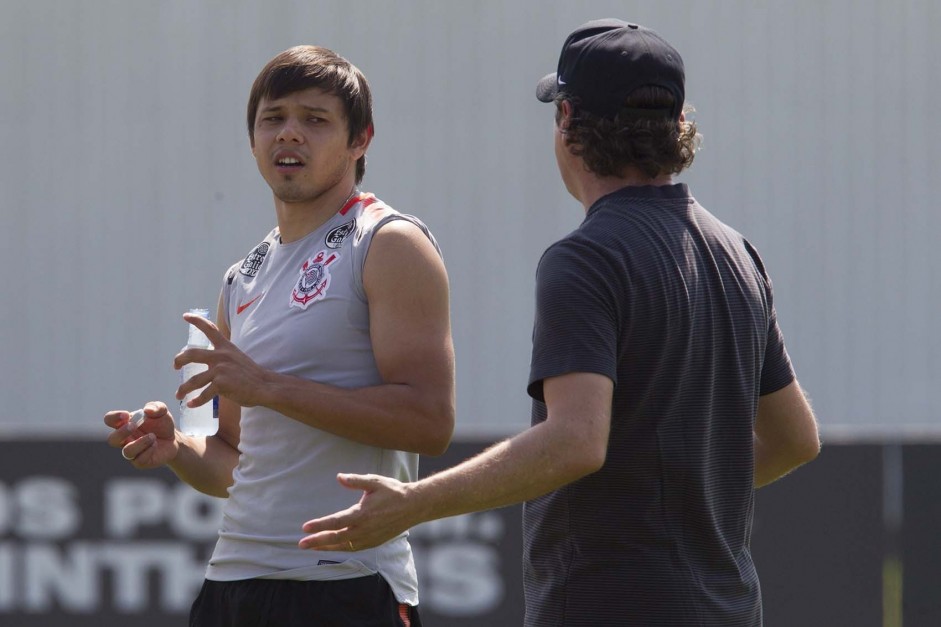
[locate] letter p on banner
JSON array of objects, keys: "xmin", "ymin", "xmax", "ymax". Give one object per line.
[{"xmin": 104, "ymin": 479, "xmax": 170, "ymax": 538}]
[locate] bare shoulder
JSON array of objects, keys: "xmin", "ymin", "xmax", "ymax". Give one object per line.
[
  {"xmin": 365, "ymin": 213, "xmax": 444, "ymax": 277},
  {"xmin": 373, "ymin": 214, "xmax": 429, "ymax": 240},
  {"xmin": 363, "ymin": 204, "xmax": 432, "ymax": 243}
]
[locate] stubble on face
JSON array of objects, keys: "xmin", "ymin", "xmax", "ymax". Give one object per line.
[
  {"xmin": 252, "ymin": 87, "xmax": 359, "ymax": 207},
  {"xmin": 269, "ymin": 154, "xmax": 350, "ymax": 205}
]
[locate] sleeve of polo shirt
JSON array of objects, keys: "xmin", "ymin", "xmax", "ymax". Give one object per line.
[
  {"xmin": 760, "ymin": 300, "xmax": 796, "ymax": 395},
  {"xmin": 748, "ymin": 246, "xmax": 796, "ymax": 395},
  {"xmin": 527, "ymin": 240, "xmax": 619, "ymax": 402}
]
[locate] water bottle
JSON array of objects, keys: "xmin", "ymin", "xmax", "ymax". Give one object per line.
[{"xmin": 179, "ymin": 308, "xmax": 218, "ymax": 436}]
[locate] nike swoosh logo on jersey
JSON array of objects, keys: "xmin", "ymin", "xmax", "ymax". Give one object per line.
[{"xmin": 236, "ymin": 294, "xmax": 262, "ymax": 315}]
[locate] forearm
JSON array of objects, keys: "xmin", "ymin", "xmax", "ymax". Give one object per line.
[
  {"xmin": 406, "ymin": 420, "xmax": 601, "ymax": 524},
  {"xmin": 168, "ymin": 432, "xmax": 240, "ymax": 498},
  {"xmin": 298, "ymin": 373, "xmax": 610, "ymax": 552},
  {"xmin": 753, "ymin": 382, "xmax": 821, "ymax": 488},
  {"xmin": 753, "ymin": 433, "xmax": 815, "ymax": 488},
  {"xmin": 259, "ymin": 372, "xmax": 454, "ymax": 456}
]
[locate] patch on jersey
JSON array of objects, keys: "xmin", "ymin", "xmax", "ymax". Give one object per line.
[
  {"xmin": 240, "ymin": 242, "xmax": 270, "ymax": 277},
  {"xmin": 290, "ymin": 250, "xmax": 340, "ymax": 310},
  {"xmin": 325, "ymin": 219, "xmax": 356, "ymax": 249}
]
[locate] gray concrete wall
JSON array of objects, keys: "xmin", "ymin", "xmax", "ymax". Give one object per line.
[{"xmin": 1, "ymin": 0, "xmax": 939, "ymax": 440}]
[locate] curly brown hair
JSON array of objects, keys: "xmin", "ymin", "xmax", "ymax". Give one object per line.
[{"xmin": 556, "ymin": 86, "xmax": 701, "ymax": 179}]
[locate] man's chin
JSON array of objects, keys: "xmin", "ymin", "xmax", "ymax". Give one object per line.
[{"xmin": 273, "ymin": 185, "xmax": 318, "ymax": 204}]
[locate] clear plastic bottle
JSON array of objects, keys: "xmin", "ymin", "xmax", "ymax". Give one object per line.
[{"xmin": 179, "ymin": 308, "xmax": 218, "ymax": 436}]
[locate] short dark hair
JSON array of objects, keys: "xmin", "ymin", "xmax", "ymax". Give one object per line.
[
  {"xmin": 247, "ymin": 46, "xmax": 373, "ymax": 184},
  {"xmin": 556, "ymin": 86, "xmax": 700, "ymax": 179}
]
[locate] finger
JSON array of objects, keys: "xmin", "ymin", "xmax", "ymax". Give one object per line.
[
  {"xmin": 143, "ymin": 401, "xmax": 168, "ymax": 417},
  {"xmin": 183, "ymin": 313, "xmax": 228, "ymax": 347},
  {"xmin": 186, "ymin": 382, "xmax": 218, "ymax": 408},
  {"xmin": 173, "ymin": 347, "xmax": 215, "ymax": 371},
  {"xmin": 129, "ymin": 433, "xmax": 163, "ymax": 466},
  {"xmin": 121, "ymin": 433, "xmax": 157, "ymax": 463},
  {"xmin": 299, "ymin": 539, "xmax": 350, "ymax": 551},
  {"xmin": 301, "ymin": 508, "xmax": 358, "ymax": 534},
  {"xmin": 105, "ymin": 410, "xmax": 142, "ymax": 448},
  {"xmin": 336, "ymin": 473, "xmax": 382, "ymax": 492},
  {"xmin": 115, "ymin": 403, "xmax": 166, "ymax": 438},
  {"xmin": 104, "ymin": 410, "xmax": 131, "ymax": 429},
  {"xmin": 106, "ymin": 424, "xmax": 135, "ymax": 448},
  {"xmin": 298, "ymin": 529, "xmax": 352, "ymax": 551},
  {"xmin": 175, "ymin": 367, "xmax": 214, "ymax": 400}
]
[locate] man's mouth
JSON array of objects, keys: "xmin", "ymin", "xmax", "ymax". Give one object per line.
[{"xmin": 275, "ymin": 156, "xmax": 305, "ymax": 168}]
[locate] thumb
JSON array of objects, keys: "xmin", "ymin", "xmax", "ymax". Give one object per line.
[{"xmin": 336, "ymin": 473, "xmax": 380, "ymax": 492}]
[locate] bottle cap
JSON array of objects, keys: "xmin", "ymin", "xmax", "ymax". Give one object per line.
[{"xmin": 129, "ymin": 408, "xmax": 146, "ymax": 429}]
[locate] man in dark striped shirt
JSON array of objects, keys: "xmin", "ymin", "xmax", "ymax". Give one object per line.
[{"xmin": 299, "ymin": 19, "xmax": 820, "ymax": 626}]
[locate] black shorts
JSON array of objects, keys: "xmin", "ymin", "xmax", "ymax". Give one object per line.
[{"xmin": 189, "ymin": 575, "xmax": 422, "ymax": 627}]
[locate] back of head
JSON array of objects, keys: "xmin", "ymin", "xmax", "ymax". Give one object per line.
[
  {"xmin": 247, "ymin": 45, "xmax": 374, "ymax": 183},
  {"xmin": 536, "ymin": 20, "xmax": 701, "ymax": 179}
]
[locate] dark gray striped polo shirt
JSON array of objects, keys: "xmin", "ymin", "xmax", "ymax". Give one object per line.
[{"xmin": 524, "ymin": 183, "xmax": 794, "ymax": 626}]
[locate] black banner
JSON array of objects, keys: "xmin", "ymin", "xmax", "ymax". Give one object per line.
[
  {"xmin": 0, "ymin": 440, "xmax": 522, "ymax": 627},
  {"xmin": 1, "ymin": 439, "xmax": 938, "ymax": 626}
]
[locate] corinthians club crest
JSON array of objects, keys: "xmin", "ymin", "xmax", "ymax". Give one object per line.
[{"xmin": 291, "ymin": 250, "xmax": 340, "ymax": 310}]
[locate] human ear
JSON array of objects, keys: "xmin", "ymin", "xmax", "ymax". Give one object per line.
[{"xmin": 558, "ymin": 99, "xmax": 575, "ymax": 133}]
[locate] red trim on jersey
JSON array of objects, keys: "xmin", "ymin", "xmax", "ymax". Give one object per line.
[{"xmin": 340, "ymin": 192, "xmax": 375, "ymax": 216}]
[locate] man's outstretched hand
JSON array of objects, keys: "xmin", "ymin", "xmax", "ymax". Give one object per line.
[{"xmin": 298, "ymin": 473, "xmax": 422, "ymax": 552}]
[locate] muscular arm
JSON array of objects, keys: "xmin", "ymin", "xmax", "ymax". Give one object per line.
[
  {"xmin": 177, "ymin": 219, "xmax": 455, "ymax": 456},
  {"xmin": 754, "ymin": 380, "xmax": 820, "ymax": 488},
  {"xmin": 298, "ymin": 372, "xmax": 612, "ymax": 551},
  {"xmin": 258, "ymin": 220, "xmax": 454, "ymax": 455}
]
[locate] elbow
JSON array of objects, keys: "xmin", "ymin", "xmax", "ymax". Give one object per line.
[
  {"xmin": 772, "ymin": 432, "xmax": 821, "ymax": 472},
  {"xmin": 561, "ymin": 452, "xmax": 606, "ymax": 483},
  {"xmin": 798, "ymin": 434, "xmax": 822, "ymax": 465},
  {"xmin": 581, "ymin": 446, "xmax": 608, "ymax": 476},
  {"xmin": 550, "ymin": 417, "xmax": 608, "ymax": 480},
  {"xmin": 792, "ymin": 420, "xmax": 822, "ymax": 466},
  {"xmin": 561, "ymin": 440, "xmax": 607, "ymax": 480},
  {"xmin": 416, "ymin": 400, "xmax": 455, "ymax": 457},
  {"xmin": 419, "ymin": 431, "xmax": 452, "ymax": 457},
  {"xmin": 422, "ymin": 441, "xmax": 451, "ymax": 457}
]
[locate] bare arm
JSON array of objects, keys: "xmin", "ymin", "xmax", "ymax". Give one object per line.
[
  {"xmin": 298, "ymin": 372, "xmax": 613, "ymax": 551},
  {"xmin": 176, "ymin": 220, "xmax": 455, "ymax": 456},
  {"xmin": 754, "ymin": 380, "xmax": 820, "ymax": 488},
  {"xmin": 167, "ymin": 402, "xmax": 241, "ymax": 498},
  {"xmin": 104, "ymin": 296, "xmax": 241, "ymax": 498}
]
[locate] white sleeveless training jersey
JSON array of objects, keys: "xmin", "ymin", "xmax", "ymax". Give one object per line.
[{"xmin": 207, "ymin": 192, "xmax": 440, "ymax": 606}]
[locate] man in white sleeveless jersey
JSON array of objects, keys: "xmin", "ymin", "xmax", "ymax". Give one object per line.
[{"xmin": 104, "ymin": 46, "xmax": 454, "ymax": 627}]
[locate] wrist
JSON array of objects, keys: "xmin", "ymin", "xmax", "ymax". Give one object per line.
[
  {"xmin": 167, "ymin": 429, "xmax": 188, "ymax": 466},
  {"xmin": 249, "ymin": 369, "xmax": 281, "ymax": 408},
  {"xmin": 404, "ymin": 479, "xmax": 438, "ymax": 527}
]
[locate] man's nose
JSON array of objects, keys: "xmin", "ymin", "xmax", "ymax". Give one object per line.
[{"xmin": 276, "ymin": 118, "xmax": 303, "ymax": 143}]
